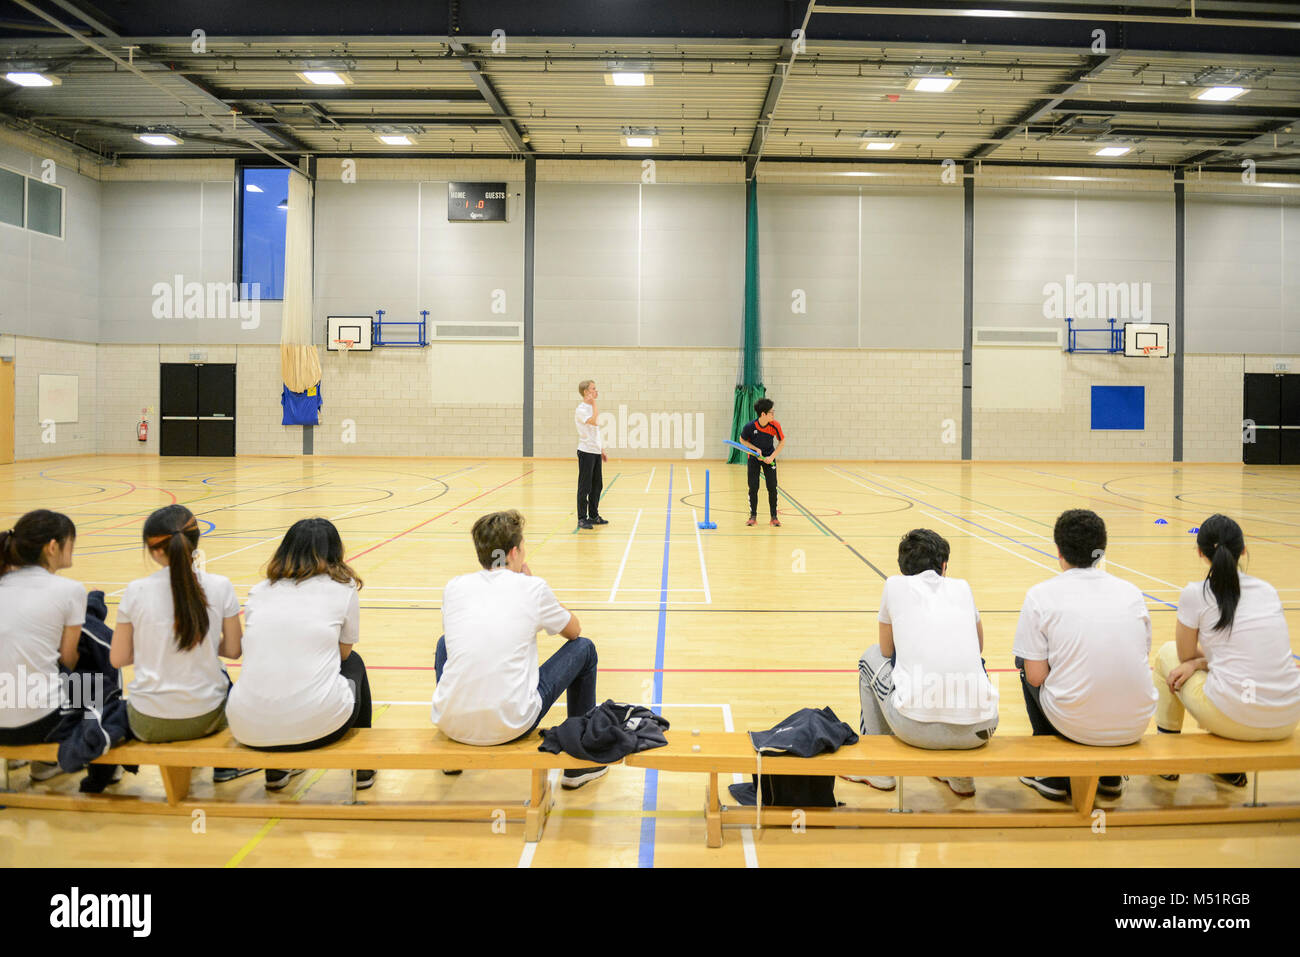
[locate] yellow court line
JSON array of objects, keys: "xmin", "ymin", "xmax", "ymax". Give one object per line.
[{"xmin": 224, "ymin": 705, "xmax": 391, "ymax": 868}]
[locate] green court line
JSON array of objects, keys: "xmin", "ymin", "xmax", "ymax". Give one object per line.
[
  {"xmin": 572, "ymin": 472, "xmax": 620, "ymax": 532},
  {"xmin": 777, "ymin": 488, "xmax": 830, "ymax": 536}
]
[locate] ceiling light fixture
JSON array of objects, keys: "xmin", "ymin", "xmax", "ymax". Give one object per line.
[
  {"xmin": 4, "ymin": 71, "xmax": 60, "ymax": 87},
  {"xmin": 298, "ymin": 70, "xmax": 350, "ymax": 86},
  {"xmin": 1194, "ymin": 86, "xmax": 1246, "ymax": 101},
  {"xmin": 1094, "ymin": 146, "xmax": 1131, "ymax": 157},
  {"xmin": 134, "ymin": 132, "xmax": 182, "ymax": 146}
]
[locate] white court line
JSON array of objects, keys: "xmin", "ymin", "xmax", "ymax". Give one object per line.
[
  {"xmin": 721, "ymin": 703, "xmax": 758, "ymax": 868},
  {"xmin": 608, "ymin": 508, "xmax": 644, "ymax": 602},
  {"xmin": 830, "ymin": 468, "xmax": 1059, "ymax": 576},
  {"xmin": 691, "ymin": 508, "xmax": 712, "ymax": 604},
  {"xmin": 414, "ymin": 464, "xmax": 485, "ymax": 491},
  {"xmin": 105, "ymin": 501, "xmax": 384, "ymax": 598},
  {"xmin": 686, "ymin": 468, "xmax": 693, "ymax": 494},
  {"xmin": 644, "ymin": 468, "xmax": 657, "ymax": 493},
  {"xmin": 969, "ymin": 508, "xmax": 1183, "ymax": 590}
]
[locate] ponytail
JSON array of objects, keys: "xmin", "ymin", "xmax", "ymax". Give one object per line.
[
  {"xmin": 0, "ymin": 509, "xmax": 76, "ymax": 576},
  {"xmin": 1197, "ymin": 514, "xmax": 1244, "ymax": 632},
  {"xmin": 143, "ymin": 505, "xmax": 209, "ymax": 652}
]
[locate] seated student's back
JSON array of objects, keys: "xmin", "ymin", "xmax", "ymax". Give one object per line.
[
  {"xmin": 117, "ymin": 506, "xmax": 240, "ymax": 722},
  {"xmin": 1180, "ymin": 573, "xmax": 1300, "ymax": 728},
  {"xmin": 1016, "ymin": 566, "xmax": 1156, "ymax": 745},
  {"xmin": 225, "ymin": 528, "xmax": 361, "ymax": 748},
  {"xmin": 0, "ymin": 510, "xmax": 84, "ymax": 729},
  {"xmin": 433, "ymin": 567, "xmax": 572, "ymax": 745},
  {"xmin": 882, "ymin": 571, "xmax": 997, "ymax": 725}
]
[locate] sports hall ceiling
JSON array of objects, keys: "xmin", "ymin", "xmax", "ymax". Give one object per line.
[{"xmin": 0, "ymin": 1, "xmax": 1298, "ymax": 172}]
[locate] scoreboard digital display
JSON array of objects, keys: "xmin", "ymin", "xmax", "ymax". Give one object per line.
[{"xmin": 448, "ymin": 182, "xmax": 508, "ymax": 221}]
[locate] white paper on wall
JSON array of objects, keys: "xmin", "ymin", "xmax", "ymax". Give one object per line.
[{"xmin": 38, "ymin": 374, "xmax": 78, "ymax": 423}]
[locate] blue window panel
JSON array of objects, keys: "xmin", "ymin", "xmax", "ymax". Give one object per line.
[
  {"xmin": 1091, "ymin": 385, "xmax": 1145, "ymax": 430},
  {"xmin": 241, "ymin": 167, "xmax": 290, "ymax": 300}
]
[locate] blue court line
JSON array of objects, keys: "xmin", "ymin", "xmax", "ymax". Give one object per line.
[
  {"xmin": 835, "ymin": 466, "xmax": 1178, "ymax": 610},
  {"xmin": 638, "ymin": 464, "xmax": 673, "ymax": 870}
]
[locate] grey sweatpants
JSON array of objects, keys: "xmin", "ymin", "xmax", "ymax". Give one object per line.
[{"xmin": 858, "ymin": 645, "xmax": 997, "ymax": 750}]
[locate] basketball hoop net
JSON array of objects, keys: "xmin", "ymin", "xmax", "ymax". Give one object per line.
[
  {"xmin": 1141, "ymin": 346, "xmax": 1158, "ymax": 357},
  {"xmin": 332, "ymin": 339, "xmax": 355, "ymax": 358}
]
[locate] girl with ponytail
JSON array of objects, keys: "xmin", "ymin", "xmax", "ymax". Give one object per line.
[
  {"xmin": 110, "ymin": 506, "xmax": 251, "ymax": 780},
  {"xmin": 1155, "ymin": 514, "xmax": 1300, "ymax": 785},
  {"xmin": 0, "ymin": 510, "xmax": 85, "ymax": 757}
]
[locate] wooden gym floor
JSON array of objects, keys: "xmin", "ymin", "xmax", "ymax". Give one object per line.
[{"xmin": 2, "ymin": 455, "xmax": 1298, "ymax": 867}]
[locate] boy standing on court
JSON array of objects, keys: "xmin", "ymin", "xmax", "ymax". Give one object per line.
[
  {"xmin": 574, "ymin": 380, "xmax": 608, "ymax": 531},
  {"xmin": 738, "ymin": 397, "xmax": 784, "ymax": 527}
]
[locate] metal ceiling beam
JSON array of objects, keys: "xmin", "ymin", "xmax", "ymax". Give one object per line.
[
  {"xmin": 1180, "ymin": 119, "xmax": 1298, "ymax": 166},
  {"xmin": 221, "ymin": 88, "xmax": 485, "ymax": 104},
  {"xmin": 1051, "ymin": 100, "xmax": 1300, "ymax": 121},
  {"xmin": 8, "ymin": 0, "xmax": 302, "ymax": 171},
  {"xmin": 745, "ymin": 1, "xmax": 815, "ymax": 180},
  {"xmin": 445, "ymin": 37, "xmax": 529, "ymax": 154},
  {"xmin": 968, "ymin": 52, "xmax": 1119, "ymax": 160}
]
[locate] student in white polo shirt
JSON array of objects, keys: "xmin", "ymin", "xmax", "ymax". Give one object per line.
[
  {"xmin": 110, "ymin": 505, "xmax": 253, "ymax": 784},
  {"xmin": 841, "ymin": 529, "xmax": 998, "ymax": 799},
  {"xmin": 1013, "ymin": 509, "xmax": 1157, "ymax": 803},
  {"xmin": 1155, "ymin": 514, "xmax": 1300, "ymax": 787},
  {"xmin": 0, "ymin": 511, "xmax": 84, "ymax": 781},
  {"xmin": 431, "ymin": 509, "xmax": 606, "ymax": 789},
  {"xmin": 225, "ymin": 519, "xmax": 375, "ymax": 791},
  {"xmin": 574, "ymin": 379, "xmax": 608, "ymax": 530}
]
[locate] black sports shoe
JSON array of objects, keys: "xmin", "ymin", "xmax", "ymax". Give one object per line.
[
  {"xmin": 1019, "ymin": 776, "xmax": 1071, "ymax": 802},
  {"xmin": 265, "ymin": 768, "xmax": 306, "ymax": 791},
  {"xmin": 561, "ymin": 766, "xmax": 609, "ymax": 789},
  {"xmin": 1096, "ymin": 775, "xmax": 1126, "ymax": 797},
  {"xmin": 590, "ymin": 516, "xmax": 609, "ymax": 525},
  {"xmin": 355, "ymin": 770, "xmax": 376, "ymax": 790},
  {"xmin": 577, "ymin": 519, "xmax": 593, "ymax": 530},
  {"xmin": 442, "ymin": 769, "xmax": 463, "ymax": 776},
  {"xmin": 1212, "ymin": 772, "xmax": 1248, "ymax": 788},
  {"xmin": 214, "ymin": 767, "xmax": 258, "ymax": 783}
]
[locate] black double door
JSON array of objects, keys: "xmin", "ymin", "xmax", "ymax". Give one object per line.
[
  {"xmin": 1243, "ymin": 373, "xmax": 1300, "ymax": 465},
  {"xmin": 160, "ymin": 363, "xmax": 236, "ymax": 456}
]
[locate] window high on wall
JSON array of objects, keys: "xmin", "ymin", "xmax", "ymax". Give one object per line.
[{"xmin": 239, "ymin": 165, "xmax": 290, "ymax": 300}]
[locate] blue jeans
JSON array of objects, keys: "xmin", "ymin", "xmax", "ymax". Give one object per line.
[{"xmin": 436, "ymin": 635, "xmax": 598, "ymax": 740}]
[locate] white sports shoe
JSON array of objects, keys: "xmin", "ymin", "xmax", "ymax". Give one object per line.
[
  {"xmin": 840, "ymin": 774, "xmax": 896, "ymax": 791},
  {"xmin": 934, "ymin": 776, "xmax": 976, "ymax": 797}
]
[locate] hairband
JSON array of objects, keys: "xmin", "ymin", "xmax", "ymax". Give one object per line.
[{"xmin": 147, "ymin": 518, "xmax": 200, "ymax": 548}]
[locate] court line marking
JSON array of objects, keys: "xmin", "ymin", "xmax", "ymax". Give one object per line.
[
  {"xmin": 835, "ymin": 467, "xmax": 1179, "ymax": 610},
  {"xmin": 639, "ymin": 465, "xmax": 673, "ymax": 869},
  {"xmin": 685, "ymin": 468, "xmax": 693, "ymax": 494},
  {"xmin": 721, "ymin": 702, "xmax": 758, "ymax": 868},
  {"xmin": 968, "ymin": 507, "xmax": 1182, "ymax": 590},
  {"xmin": 223, "ymin": 704, "xmax": 392, "ymax": 867},
  {"xmin": 608, "ymin": 508, "xmax": 644, "ymax": 602},
  {"xmin": 644, "ymin": 467, "xmax": 656, "ymax": 494},
  {"xmin": 691, "ymin": 508, "xmax": 712, "ymax": 604},
  {"xmin": 346, "ymin": 468, "xmax": 534, "ymax": 563}
]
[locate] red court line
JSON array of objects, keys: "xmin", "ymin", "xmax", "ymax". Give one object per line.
[
  {"xmin": 223, "ymin": 663, "xmax": 1022, "ymax": 674},
  {"xmin": 345, "ymin": 468, "xmax": 534, "ymax": 563}
]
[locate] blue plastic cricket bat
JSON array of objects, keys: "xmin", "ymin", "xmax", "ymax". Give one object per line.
[{"xmin": 723, "ymin": 439, "xmax": 767, "ymax": 461}]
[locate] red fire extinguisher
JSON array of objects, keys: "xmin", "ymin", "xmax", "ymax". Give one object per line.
[{"xmin": 137, "ymin": 419, "xmax": 148, "ymax": 442}]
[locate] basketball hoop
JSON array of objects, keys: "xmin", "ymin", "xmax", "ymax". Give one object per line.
[
  {"xmin": 1141, "ymin": 346, "xmax": 1158, "ymax": 358},
  {"xmin": 332, "ymin": 339, "xmax": 355, "ymax": 358}
]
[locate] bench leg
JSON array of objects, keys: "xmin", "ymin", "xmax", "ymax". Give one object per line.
[
  {"xmin": 706, "ymin": 773, "xmax": 723, "ymax": 848},
  {"xmin": 524, "ymin": 769, "xmax": 552, "ymax": 843},
  {"xmin": 159, "ymin": 765, "xmax": 192, "ymax": 805},
  {"xmin": 1070, "ymin": 776, "xmax": 1098, "ymax": 818}
]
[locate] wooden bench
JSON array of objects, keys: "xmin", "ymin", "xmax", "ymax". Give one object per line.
[
  {"xmin": 623, "ymin": 731, "xmax": 1300, "ymax": 847},
  {"xmin": 0, "ymin": 728, "xmax": 609, "ymax": 842}
]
